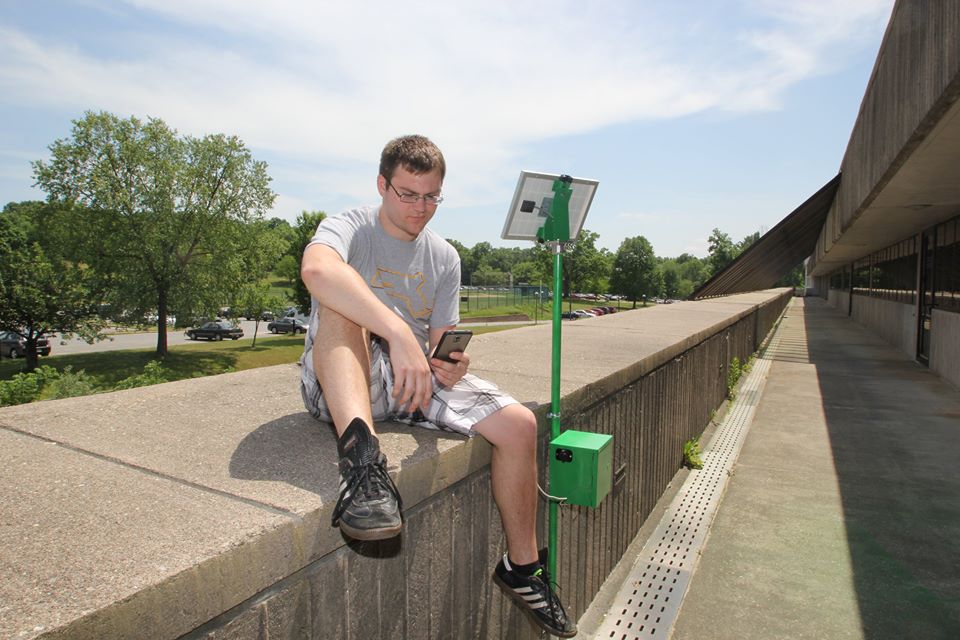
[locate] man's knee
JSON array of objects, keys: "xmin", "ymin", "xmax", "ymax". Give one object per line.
[
  {"xmin": 312, "ymin": 307, "xmax": 371, "ymax": 355},
  {"xmin": 513, "ymin": 405, "xmax": 538, "ymax": 447},
  {"xmin": 476, "ymin": 403, "xmax": 538, "ymax": 450},
  {"xmin": 315, "ymin": 305, "xmax": 362, "ymax": 337}
]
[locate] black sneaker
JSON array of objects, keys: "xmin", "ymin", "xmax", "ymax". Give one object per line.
[
  {"xmin": 330, "ymin": 418, "xmax": 403, "ymax": 540},
  {"xmin": 493, "ymin": 551, "xmax": 577, "ymax": 638}
]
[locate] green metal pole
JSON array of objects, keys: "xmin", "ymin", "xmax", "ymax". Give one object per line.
[{"xmin": 548, "ymin": 241, "xmax": 563, "ymax": 579}]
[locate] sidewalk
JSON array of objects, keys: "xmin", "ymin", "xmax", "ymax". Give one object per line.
[{"xmin": 670, "ymin": 297, "xmax": 960, "ymax": 639}]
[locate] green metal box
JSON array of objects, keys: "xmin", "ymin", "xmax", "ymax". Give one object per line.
[{"xmin": 549, "ymin": 430, "xmax": 614, "ymax": 508}]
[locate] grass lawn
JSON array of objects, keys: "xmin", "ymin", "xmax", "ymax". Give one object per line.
[
  {"xmin": 0, "ymin": 334, "xmax": 306, "ymax": 393},
  {"xmin": 0, "ymin": 324, "xmax": 521, "ymax": 403},
  {"xmin": 460, "ymin": 298, "xmax": 635, "ymax": 320}
]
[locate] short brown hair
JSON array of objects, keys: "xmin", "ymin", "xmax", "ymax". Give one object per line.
[{"xmin": 379, "ymin": 135, "xmax": 446, "ymax": 183}]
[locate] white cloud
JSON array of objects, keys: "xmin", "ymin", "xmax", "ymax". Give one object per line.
[{"xmin": 0, "ymin": 0, "xmax": 894, "ymax": 226}]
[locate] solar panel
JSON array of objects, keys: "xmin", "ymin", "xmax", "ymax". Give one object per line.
[{"xmin": 501, "ymin": 170, "xmax": 599, "ymax": 242}]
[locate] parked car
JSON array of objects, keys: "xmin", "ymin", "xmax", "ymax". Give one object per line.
[
  {"xmin": 0, "ymin": 331, "xmax": 52, "ymax": 358},
  {"xmin": 144, "ymin": 312, "xmax": 177, "ymax": 326},
  {"xmin": 267, "ymin": 317, "xmax": 308, "ymax": 334},
  {"xmin": 561, "ymin": 312, "xmax": 580, "ymax": 320},
  {"xmin": 185, "ymin": 320, "xmax": 244, "ymax": 341}
]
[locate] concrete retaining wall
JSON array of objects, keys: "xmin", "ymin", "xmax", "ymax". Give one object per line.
[
  {"xmin": 826, "ymin": 289, "xmax": 851, "ymax": 315},
  {"xmin": 0, "ymin": 289, "xmax": 792, "ymax": 640},
  {"xmin": 930, "ymin": 309, "xmax": 960, "ymax": 389},
  {"xmin": 850, "ymin": 295, "xmax": 917, "ymax": 358}
]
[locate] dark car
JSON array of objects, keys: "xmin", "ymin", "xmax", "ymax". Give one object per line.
[
  {"xmin": 185, "ymin": 321, "xmax": 244, "ymax": 341},
  {"xmin": 0, "ymin": 331, "xmax": 52, "ymax": 359},
  {"xmin": 267, "ymin": 317, "xmax": 308, "ymax": 334}
]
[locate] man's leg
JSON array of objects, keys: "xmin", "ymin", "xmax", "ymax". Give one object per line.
[
  {"xmin": 312, "ymin": 305, "xmax": 402, "ymax": 540},
  {"xmin": 312, "ymin": 305, "xmax": 375, "ymax": 436},
  {"xmin": 472, "ymin": 404, "xmax": 539, "ymax": 563},
  {"xmin": 474, "ymin": 404, "xmax": 577, "ymax": 637}
]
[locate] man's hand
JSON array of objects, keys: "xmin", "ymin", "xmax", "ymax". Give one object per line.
[
  {"xmin": 389, "ymin": 330, "xmax": 435, "ymax": 414},
  {"xmin": 430, "ymin": 350, "xmax": 470, "ymax": 389}
]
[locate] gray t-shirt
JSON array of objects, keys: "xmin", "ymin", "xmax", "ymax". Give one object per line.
[{"xmin": 305, "ymin": 205, "xmax": 461, "ymax": 351}]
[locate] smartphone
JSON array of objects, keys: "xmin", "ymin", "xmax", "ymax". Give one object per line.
[{"xmin": 431, "ymin": 329, "xmax": 473, "ymax": 363}]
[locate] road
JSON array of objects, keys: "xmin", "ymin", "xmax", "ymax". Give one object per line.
[
  {"xmin": 49, "ymin": 320, "xmax": 295, "ymax": 356},
  {"xmin": 45, "ymin": 318, "xmax": 545, "ymax": 357}
]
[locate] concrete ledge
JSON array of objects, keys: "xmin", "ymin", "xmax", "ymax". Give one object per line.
[{"xmin": 0, "ymin": 289, "xmax": 792, "ymax": 639}]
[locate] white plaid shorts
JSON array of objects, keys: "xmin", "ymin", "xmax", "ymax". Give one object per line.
[{"xmin": 300, "ymin": 336, "xmax": 517, "ymax": 436}]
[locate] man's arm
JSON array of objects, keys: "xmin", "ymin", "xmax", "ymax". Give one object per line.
[{"xmin": 301, "ymin": 243, "xmax": 434, "ymax": 412}]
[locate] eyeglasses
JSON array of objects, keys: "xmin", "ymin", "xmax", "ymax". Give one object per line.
[{"xmin": 387, "ymin": 181, "xmax": 444, "ymax": 205}]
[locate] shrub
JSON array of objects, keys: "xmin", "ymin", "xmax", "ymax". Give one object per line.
[
  {"xmin": 683, "ymin": 438, "xmax": 704, "ymax": 470},
  {"xmin": 114, "ymin": 360, "xmax": 169, "ymax": 390},
  {"xmin": 727, "ymin": 356, "xmax": 742, "ymax": 400},
  {"xmin": 47, "ymin": 366, "xmax": 97, "ymax": 399},
  {"xmin": 0, "ymin": 365, "xmax": 60, "ymax": 406}
]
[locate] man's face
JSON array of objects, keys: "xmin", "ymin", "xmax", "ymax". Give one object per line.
[{"xmin": 377, "ymin": 166, "xmax": 443, "ymax": 241}]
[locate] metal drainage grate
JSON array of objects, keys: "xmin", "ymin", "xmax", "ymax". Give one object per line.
[{"xmin": 593, "ymin": 326, "xmax": 785, "ymax": 639}]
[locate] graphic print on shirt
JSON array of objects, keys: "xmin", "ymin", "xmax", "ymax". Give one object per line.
[{"xmin": 370, "ymin": 267, "xmax": 433, "ymax": 319}]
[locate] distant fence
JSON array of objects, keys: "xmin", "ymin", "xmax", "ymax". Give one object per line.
[
  {"xmin": 459, "ymin": 285, "xmax": 630, "ymax": 316},
  {"xmin": 459, "ymin": 285, "xmax": 549, "ymax": 313}
]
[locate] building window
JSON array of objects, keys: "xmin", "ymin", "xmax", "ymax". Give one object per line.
[
  {"xmin": 850, "ymin": 238, "xmax": 918, "ymax": 304},
  {"xmin": 934, "ymin": 216, "xmax": 959, "ymax": 312}
]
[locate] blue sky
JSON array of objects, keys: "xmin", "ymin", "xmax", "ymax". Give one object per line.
[{"xmin": 0, "ymin": 0, "xmax": 894, "ymax": 257}]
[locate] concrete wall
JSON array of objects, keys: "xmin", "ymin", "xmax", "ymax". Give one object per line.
[
  {"xmin": 0, "ymin": 290, "xmax": 792, "ymax": 640},
  {"xmin": 826, "ymin": 289, "xmax": 851, "ymax": 314},
  {"xmin": 930, "ymin": 308, "xmax": 960, "ymax": 389},
  {"xmin": 850, "ymin": 295, "xmax": 917, "ymax": 358}
]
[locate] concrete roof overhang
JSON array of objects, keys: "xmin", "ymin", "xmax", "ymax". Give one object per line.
[
  {"xmin": 809, "ymin": 86, "xmax": 960, "ymax": 276},
  {"xmin": 691, "ymin": 174, "xmax": 841, "ymax": 299}
]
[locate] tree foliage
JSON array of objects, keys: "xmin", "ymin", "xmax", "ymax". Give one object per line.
[
  {"xmin": 707, "ymin": 228, "xmax": 738, "ymax": 277},
  {"xmin": 563, "ymin": 230, "xmax": 611, "ymax": 297},
  {"xmin": 285, "ymin": 210, "xmax": 327, "ymax": 314},
  {"xmin": 611, "ymin": 235, "xmax": 661, "ymax": 307},
  {"xmin": 0, "ymin": 201, "xmax": 107, "ymax": 371},
  {"xmin": 236, "ymin": 282, "xmax": 287, "ymax": 347},
  {"xmin": 32, "ymin": 111, "xmax": 276, "ymax": 356}
]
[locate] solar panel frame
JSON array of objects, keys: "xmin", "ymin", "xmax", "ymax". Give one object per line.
[{"xmin": 501, "ymin": 170, "xmax": 599, "ymax": 242}]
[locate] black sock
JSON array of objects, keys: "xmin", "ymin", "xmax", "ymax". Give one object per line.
[
  {"xmin": 337, "ymin": 417, "xmax": 378, "ymax": 461},
  {"xmin": 509, "ymin": 556, "xmax": 540, "ymax": 577}
]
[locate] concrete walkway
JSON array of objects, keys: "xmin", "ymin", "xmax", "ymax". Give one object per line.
[{"xmin": 669, "ymin": 297, "xmax": 960, "ymax": 639}]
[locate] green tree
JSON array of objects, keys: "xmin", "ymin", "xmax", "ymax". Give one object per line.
[
  {"xmin": 0, "ymin": 201, "xmax": 107, "ymax": 371},
  {"xmin": 265, "ymin": 217, "xmax": 297, "ymax": 246},
  {"xmin": 737, "ymin": 231, "xmax": 760, "ymax": 253},
  {"xmin": 32, "ymin": 111, "xmax": 276, "ymax": 356},
  {"xmin": 286, "ymin": 210, "xmax": 327, "ymax": 314},
  {"xmin": 445, "ymin": 238, "xmax": 471, "ymax": 285},
  {"xmin": 678, "ymin": 255, "xmax": 710, "ymax": 291},
  {"xmin": 775, "ymin": 262, "xmax": 805, "ymax": 288},
  {"xmin": 463, "ymin": 242, "xmax": 493, "ymax": 286},
  {"xmin": 707, "ymin": 228, "xmax": 737, "ymax": 277},
  {"xmin": 611, "ymin": 235, "xmax": 660, "ymax": 308},
  {"xmin": 275, "ymin": 254, "xmax": 300, "ymax": 284},
  {"xmin": 237, "ymin": 282, "xmax": 287, "ymax": 347},
  {"xmin": 512, "ymin": 260, "xmax": 548, "ymax": 285},
  {"xmin": 661, "ymin": 261, "xmax": 682, "ymax": 299},
  {"xmin": 564, "ymin": 230, "xmax": 610, "ymax": 298}
]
